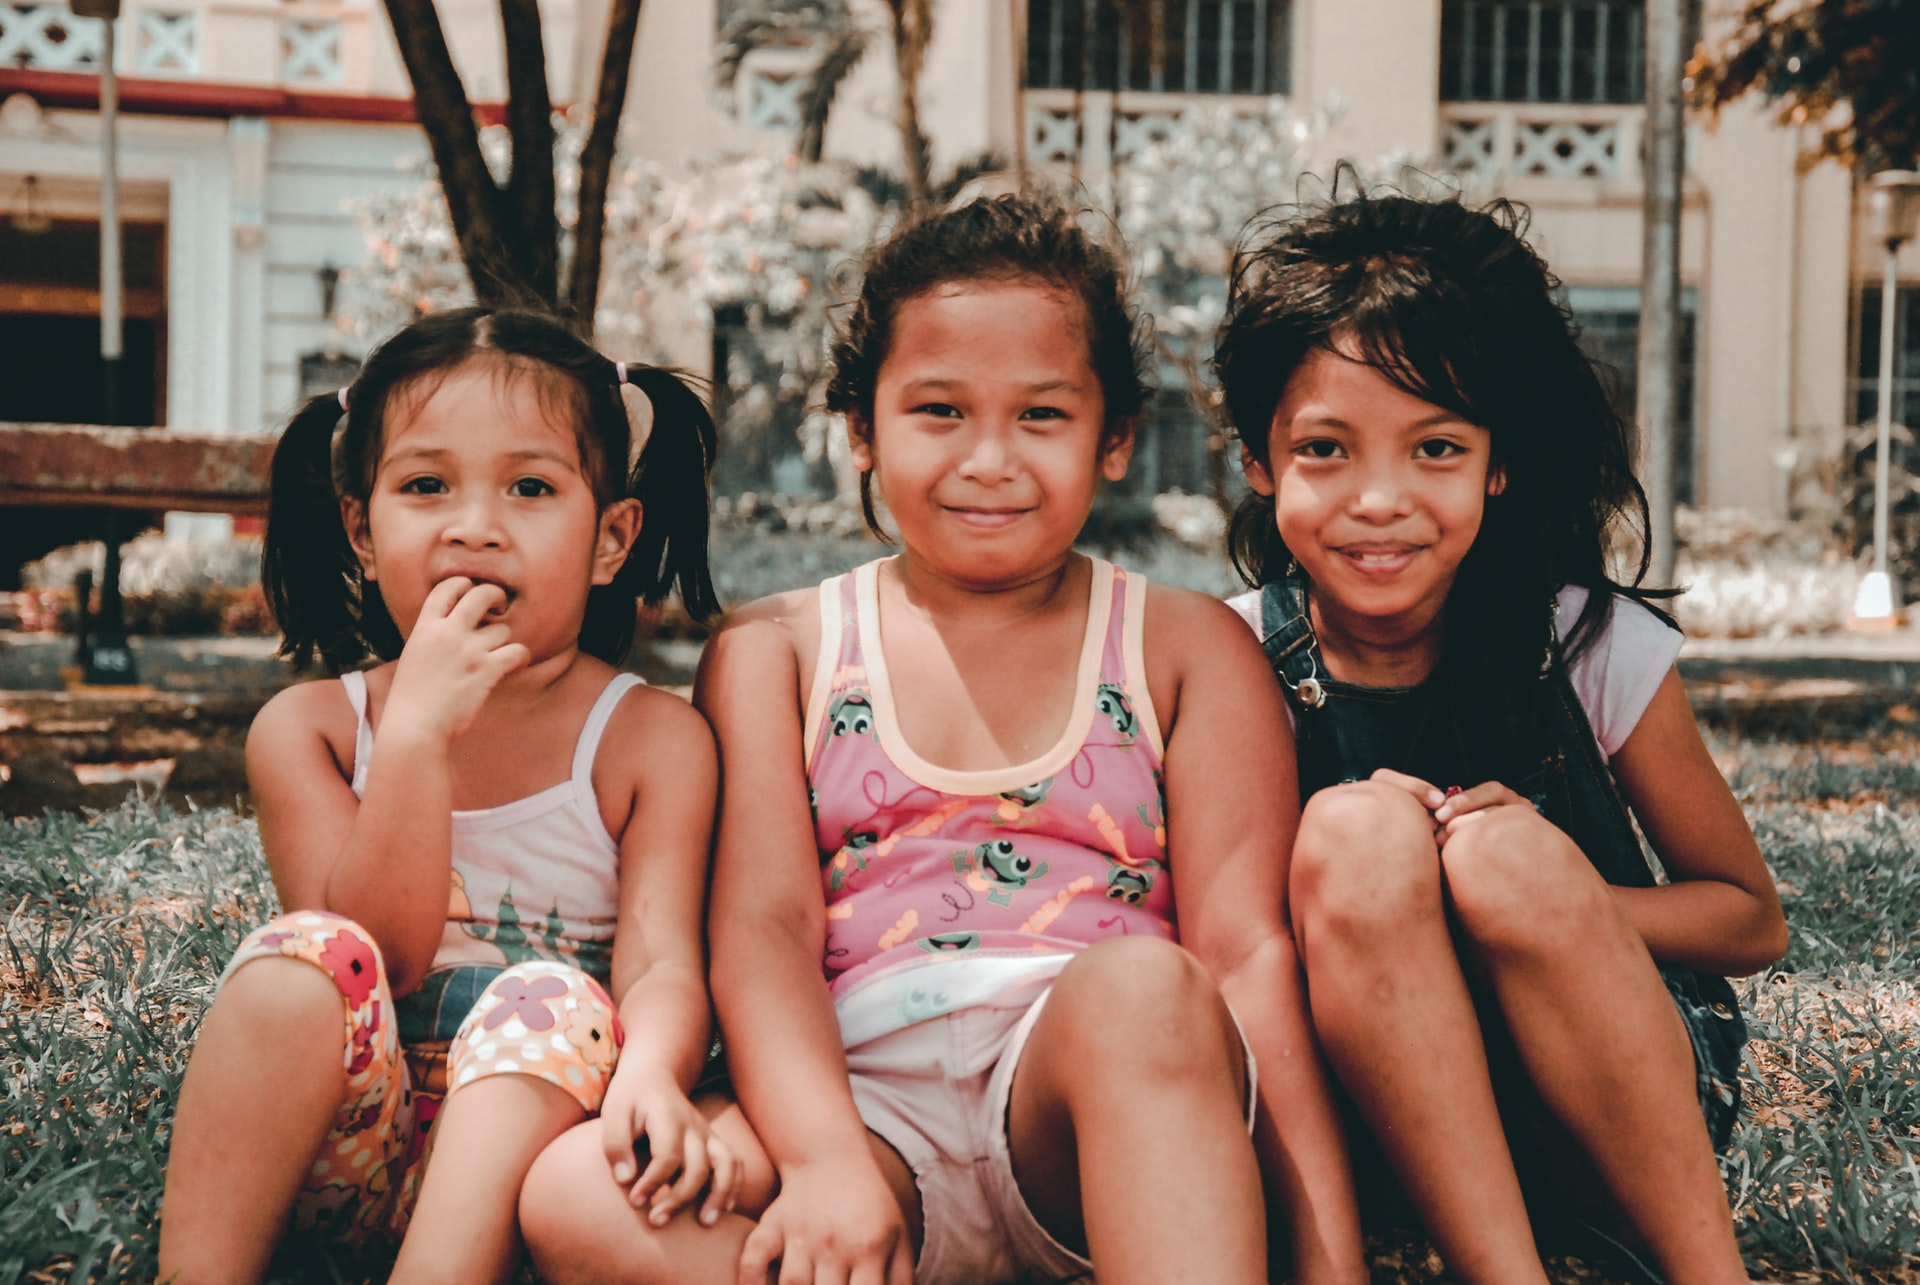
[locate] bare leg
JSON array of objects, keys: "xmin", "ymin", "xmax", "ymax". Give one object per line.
[
  {"xmin": 1441, "ymin": 808, "xmax": 1748, "ymax": 1285},
  {"xmin": 1007, "ymin": 935, "xmax": 1265, "ymax": 1285},
  {"xmin": 1289, "ymin": 782, "xmax": 1547, "ymax": 1285},
  {"xmin": 158, "ymin": 958, "xmax": 348, "ymax": 1285},
  {"xmin": 388, "ymin": 1074, "xmax": 588, "ymax": 1285},
  {"xmin": 521, "ymin": 1097, "xmax": 918, "ymax": 1285}
]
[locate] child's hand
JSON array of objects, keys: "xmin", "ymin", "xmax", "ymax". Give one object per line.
[
  {"xmin": 1368, "ymin": 768, "xmax": 1445, "ymax": 812},
  {"xmin": 1432, "ymin": 780, "xmax": 1532, "ymax": 848},
  {"xmin": 1368, "ymin": 769, "xmax": 1448, "ymax": 843},
  {"xmin": 737, "ymin": 1156, "xmax": 913, "ymax": 1285},
  {"xmin": 600, "ymin": 1070, "xmax": 738, "ymax": 1228},
  {"xmin": 385, "ymin": 577, "xmax": 531, "ymax": 742}
]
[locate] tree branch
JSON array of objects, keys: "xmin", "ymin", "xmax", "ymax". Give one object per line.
[
  {"xmin": 799, "ymin": 26, "xmax": 868, "ymax": 163},
  {"xmin": 569, "ymin": 0, "xmax": 646, "ymax": 333},
  {"xmin": 499, "ymin": 0, "xmax": 557, "ymax": 303},
  {"xmin": 886, "ymin": 0, "xmax": 934, "ymax": 210},
  {"xmin": 382, "ymin": 0, "xmax": 525, "ymax": 305}
]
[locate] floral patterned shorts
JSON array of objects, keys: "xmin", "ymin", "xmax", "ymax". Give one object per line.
[{"xmin": 220, "ymin": 910, "xmax": 623, "ymax": 1243}]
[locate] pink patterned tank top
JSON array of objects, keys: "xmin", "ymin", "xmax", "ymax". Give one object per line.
[{"xmin": 804, "ymin": 558, "xmax": 1174, "ymax": 999}]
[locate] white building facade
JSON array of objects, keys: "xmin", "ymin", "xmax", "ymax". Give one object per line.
[{"xmin": 0, "ymin": 0, "xmax": 1911, "ymax": 519}]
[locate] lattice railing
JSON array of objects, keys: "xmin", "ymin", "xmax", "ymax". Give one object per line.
[
  {"xmin": 1026, "ymin": 89, "xmax": 1267, "ymax": 181},
  {"xmin": 134, "ymin": 7, "xmax": 197, "ymax": 73},
  {"xmin": 1, "ymin": 2, "xmax": 105, "ymax": 71},
  {"xmin": 280, "ymin": 16, "xmax": 341, "ymax": 84},
  {"xmin": 1440, "ymin": 103, "xmax": 1641, "ymax": 183},
  {"xmin": 746, "ymin": 68, "xmax": 803, "ymax": 132},
  {"xmin": 2, "ymin": 0, "xmax": 358, "ymax": 88}
]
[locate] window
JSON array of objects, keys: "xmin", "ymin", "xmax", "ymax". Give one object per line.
[
  {"xmin": 299, "ymin": 352, "xmax": 360, "ymax": 400},
  {"xmin": 1855, "ymin": 286, "xmax": 1920, "ymax": 430},
  {"xmin": 1026, "ymin": 0, "xmax": 1292, "ymax": 97},
  {"xmin": 1440, "ymin": 0, "xmax": 1660, "ymax": 104},
  {"xmin": 1566, "ymin": 285, "xmax": 1698, "ymax": 505}
]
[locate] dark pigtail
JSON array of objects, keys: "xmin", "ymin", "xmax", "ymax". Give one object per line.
[
  {"xmin": 578, "ymin": 362, "xmax": 720, "ymax": 661},
  {"xmin": 621, "ymin": 365, "xmax": 720, "ymax": 621},
  {"xmin": 263, "ymin": 393, "xmax": 371, "ymax": 673}
]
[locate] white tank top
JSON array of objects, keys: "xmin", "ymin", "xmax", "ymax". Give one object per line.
[{"xmin": 340, "ymin": 669, "xmax": 638, "ymax": 987}]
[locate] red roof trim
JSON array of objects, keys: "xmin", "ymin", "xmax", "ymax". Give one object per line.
[{"xmin": 0, "ymin": 67, "xmax": 510, "ymax": 123}]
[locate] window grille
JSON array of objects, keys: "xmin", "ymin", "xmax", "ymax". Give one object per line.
[
  {"xmin": 1440, "ymin": 0, "xmax": 1663, "ymax": 104},
  {"xmin": 1026, "ymin": 0, "xmax": 1291, "ymax": 97}
]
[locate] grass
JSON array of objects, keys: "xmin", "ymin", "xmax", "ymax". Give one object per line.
[{"xmin": 4, "ymin": 724, "xmax": 1920, "ymax": 1282}]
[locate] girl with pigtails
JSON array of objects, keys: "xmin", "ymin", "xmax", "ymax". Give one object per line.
[{"xmin": 160, "ymin": 307, "xmax": 735, "ymax": 1284}]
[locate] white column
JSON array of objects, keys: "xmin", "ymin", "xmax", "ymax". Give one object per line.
[{"xmin": 227, "ymin": 115, "xmax": 269, "ymax": 436}]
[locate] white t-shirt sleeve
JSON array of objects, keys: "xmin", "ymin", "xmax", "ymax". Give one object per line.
[
  {"xmin": 1554, "ymin": 584, "xmax": 1683, "ymax": 761},
  {"xmin": 1226, "ymin": 589, "xmax": 1298, "ymax": 730},
  {"xmin": 1226, "ymin": 589, "xmax": 1262, "ymax": 635}
]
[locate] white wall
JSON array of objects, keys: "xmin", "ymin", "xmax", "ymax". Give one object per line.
[{"xmin": 258, "ymin": 120, "xmax": 427, "ymax": 427}]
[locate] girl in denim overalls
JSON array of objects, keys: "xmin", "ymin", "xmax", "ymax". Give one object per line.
[{"xmin": 1216, "ymin": 188, "xmax": 1787, "ymax": 1285}]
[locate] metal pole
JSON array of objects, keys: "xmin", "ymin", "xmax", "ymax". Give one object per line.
[
  {"xmin": 83, "ymin": 4, "xmax": 137, "ymax": 685},
  {"xmin": 1637, "ymin": 0, "xmax": 1684, "ymax": 585},
  {"xmin": 1854, "ymin": 170, "xmax": 1920, "ymax": 625},
  {"xmin": 1874, "ymin": 240, "xmax": 1898, "ymax": 579}
]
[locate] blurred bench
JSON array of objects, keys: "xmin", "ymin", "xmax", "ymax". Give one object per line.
[
  {"xmin": 0, "ymin": 421, "xmax": 275, "ymax": 513},
  {"xmin": 0, "ymin": 421, "xmax": 278, "ymax": 806}
]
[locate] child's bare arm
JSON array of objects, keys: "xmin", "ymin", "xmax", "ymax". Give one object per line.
[
  {"xmin": 699, "ymin": 599, "xmax": 915, "ymax": 1285},
  {"xmin": 1149, "ymin": 587, "xmax": 1367, "ymax": 1285},
  {"xmin": 247, "ymin": 680, "xmax": 363, "ymax": 910},
  {"xmin": 250, "ymin": 577, "xmax": 526, "ymax": 993},
  {"xmin": 1607, "ymin": 667, "xmax": 1789, "ymax": 975},
  {"xmin": 594, "ymin": 689, "xmax": 737, "ymax": 1224}
]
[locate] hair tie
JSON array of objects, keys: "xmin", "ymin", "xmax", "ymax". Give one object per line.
[
  {"xmin": 337, "ymin": 387, "xmax": 350, "ymax": 412},
  {"xmin": 614, "ymin": 361, "xmax": 629, "ymax": 386}
]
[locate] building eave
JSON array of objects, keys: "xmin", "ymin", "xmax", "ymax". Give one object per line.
[{"xmin": 0, "ymin": 68, "xmax": 509, "ymax": 124}]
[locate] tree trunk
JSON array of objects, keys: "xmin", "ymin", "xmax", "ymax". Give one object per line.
[
  {"xmin": 500, "ymin": 0, "xmax": 558, "ymax": 305},
  {"xmin": 570, "ymin": 0, "xmax": 647, "ymax": 332},
  {"xmin": 886, "ymin": 0, "xmax": 934, "ymax": 210},
  {"xmin": 383, "ymin": 0, "xmax": 648, "ymax": 325},
  {"xmin": 382, "ymin": 0, "xmax": 530, "ymax": 305},
  {"xmin": 1639, "ymin": 0, "xmax": 1685, "ymax": 584},
  {"xmin": 798, "ymin": 26, "xmax": 867, "ymax": 164}
]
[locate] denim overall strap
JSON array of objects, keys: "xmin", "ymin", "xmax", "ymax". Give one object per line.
[
  {"xmin": 1258, "ymin": 573, "xmax": 1327, "ymax": 709},
  {"xmin": 1543, "ymin": 621, "xmax": 1748, "ymax": 1157},
  {"xmin": 1540, "ymin": 641, "xmax": 1660, "ymax": 889}
]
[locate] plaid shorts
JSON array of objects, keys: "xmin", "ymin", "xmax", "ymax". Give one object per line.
[{"xmin": 220, "ymin": 910, "xmax": 622, "ymax": 1242}]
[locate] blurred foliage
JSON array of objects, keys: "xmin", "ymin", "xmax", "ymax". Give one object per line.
[{"xmin": 1689, "ymin": 0, "xmax": 1920, "ymax": 173}]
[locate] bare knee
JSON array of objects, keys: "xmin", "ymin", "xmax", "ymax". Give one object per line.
[
  {"xmin": 522, "ymin": 1125, "xmax": 643, "ymax": 1283},
  {"xmin": 1441, "ymin": 806, "xmax": 1611, "ymax": 957},
  {"xmin": 1292, "ymin": 782, "xmax": 1443, "ymax": 946},
  {"xmin": 1043, "ymin": 937, "xmax": 1242, "ymax": 1088},
  {"xmin": 206, "ymin": 955, "xmax": 345, "ymax": 1051}
]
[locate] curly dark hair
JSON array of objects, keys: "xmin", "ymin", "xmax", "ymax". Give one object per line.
[
  {"xmin": 264, "ymin": 307, "xmax": 718, "ymax": 672},
  {"xmin": 824, "ymin": 190, "xmax": 1152, "ymax": 537},
  {"xmin": 1214, "ymin": 183, "xmax": 1673, "ymax": 696}
]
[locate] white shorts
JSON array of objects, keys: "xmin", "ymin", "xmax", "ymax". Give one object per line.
[{"xmin": 844, "ymin": 983, "xmax": 1257, "ymax": 1285}]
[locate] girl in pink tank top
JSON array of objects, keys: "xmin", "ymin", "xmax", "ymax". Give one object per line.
[{"xmin": 525, "ymin": 195, "xmax": 1366, "ymax": 1285}]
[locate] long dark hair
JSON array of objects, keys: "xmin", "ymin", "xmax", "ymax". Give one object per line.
[
  {"xmin": 1215, "ymin": 184, "xmax": 1674, "ymax": 716},
  {"xmin": 824, "ymin": 190, "xmax": 1152, "ymax": 537},
  {"xmin": 264, "ymin": 307, "xmax": 718, "ymax": 672}
]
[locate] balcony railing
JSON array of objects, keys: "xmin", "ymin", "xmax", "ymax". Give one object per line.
[
  {"xmin": 1025, "ymin": 87, "xmax": 1272, "ymax": 182},
  {"xmin": 2, "ymin": 0, "xmax": 365, "ymax": 89},
  {"xmin": 1440, "ymin": 101, "xmax": 1641, "ymax": 183}
]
